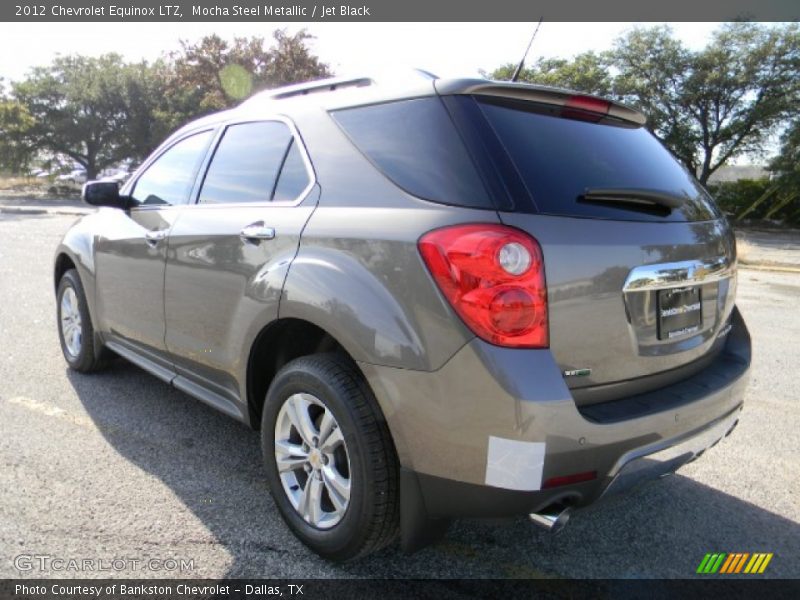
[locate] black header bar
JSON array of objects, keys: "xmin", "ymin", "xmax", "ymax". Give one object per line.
[
  {"xmin": 3, "ymin": 578, "xmax": 800, "ymax": 600},
  {"xmin": 2, "ymin": 0, "xmax": 799, "ymax": 22}
]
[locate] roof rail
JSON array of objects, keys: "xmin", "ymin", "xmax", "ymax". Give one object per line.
[
  {"xmin": 270, "ymin": 76, "xmax": 374, "ymax": 100},
  {"xmin": 241, "ymin": 76, "xmax": 374, "ymax": 107},
  {"xmin": 240, "ymin": 69, "xmax": 440, "ymax": 107}
]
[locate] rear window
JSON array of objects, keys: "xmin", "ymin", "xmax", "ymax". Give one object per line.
[
  {"xmin": 331, "ymin": 97, "xmax": 493, "ymax": 209},
  {"xmin": 476, "ymin": 97, "xmax": 720, "ymax": 222}
]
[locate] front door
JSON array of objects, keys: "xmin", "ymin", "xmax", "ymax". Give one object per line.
[{"xmin": 94, "ymin": 129, "xmax": 215, "ymax": 369}]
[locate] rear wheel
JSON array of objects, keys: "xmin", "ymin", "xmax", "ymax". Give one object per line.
[
  {"xmin": 56, "ymin": 269, "xmax": 107, "ymax": 372},
  {"xmin": 261, "ymin": 354, "xmax": 399, "ymax": 560}
]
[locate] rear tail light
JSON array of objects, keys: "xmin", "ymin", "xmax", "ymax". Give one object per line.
[
  {"xmin": 418, "ymin": 224, "xmax": 548, "ymax": 348},
  {"xmin": 561, "ymin": 95, "xmax": 610, "ymax": 123}
]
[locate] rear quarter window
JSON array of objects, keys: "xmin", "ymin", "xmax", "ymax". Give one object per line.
[{"xmin": 331, "ymin": 97, "xmax": 493, "ymax": 209}]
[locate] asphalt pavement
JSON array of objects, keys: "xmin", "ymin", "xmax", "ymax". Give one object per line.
[{"xmin": 0, "ymin": 212, "xmax": 798, "ymax": 579}]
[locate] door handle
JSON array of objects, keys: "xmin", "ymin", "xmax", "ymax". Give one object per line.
[
  {"xmin": 144, "ymin": 229, "xmax": 168, "ymax": 246},
  {"xmin": 240, "ymin": 222, "xmax": 276, "ymax": 242}
]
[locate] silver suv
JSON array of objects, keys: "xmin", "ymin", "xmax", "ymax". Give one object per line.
[{"xmin": 54, "ymin": 74, "xmax": 751, "ymax": 560}]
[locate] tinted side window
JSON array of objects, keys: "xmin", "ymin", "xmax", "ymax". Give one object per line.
[
  {"xmin": 272, "ymin": 140, "xmax": 311, "ymax": 203},
  {"xmin": 332, "ymin": 97, "xmax": 492, "ymax": 209},
  {"xmin": 477, "ymin": 97, "xmax": 720, "ymax": 222},
  {"xmin": 131, "ymin": 130, "xmax": 213, "ymax": 206},
  {"xmin": 199, "ymin": 122, "xmax": 293, "ymax": 205}
]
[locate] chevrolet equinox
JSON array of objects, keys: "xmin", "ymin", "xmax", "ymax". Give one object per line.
[{"xmin": 54, "ymin": 74, "xmax": 751, "ymax": 560}]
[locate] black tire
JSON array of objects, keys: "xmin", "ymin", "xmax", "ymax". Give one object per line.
[
  {"xmin": 56, "ymin": 269, "xmax": 108, "ymax": 373},
  {"xmin": 261, "ymin": 353, "xmax": 399, "ymax": 561}
]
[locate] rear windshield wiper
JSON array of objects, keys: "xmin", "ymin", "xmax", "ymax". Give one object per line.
[{"xmin": 578, "ymin": 188, "xmax": 687, "ymax": 211}]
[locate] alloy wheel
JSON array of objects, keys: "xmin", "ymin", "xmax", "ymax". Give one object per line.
[
  {"xmin": 274, "ymin": 392, "xmax": 351, "ymax": 529},
  {"xmin": 60, "ymin": 286, "xmax": 83, "ymax": 358}
]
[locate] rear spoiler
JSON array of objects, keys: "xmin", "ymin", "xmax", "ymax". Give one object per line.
[{"xmin": 433, "ymin": 79, "xmax": 646, "ymax": 126}]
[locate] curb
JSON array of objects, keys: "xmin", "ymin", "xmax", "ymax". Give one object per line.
[
  {"xmin": 738, "ymin": 262, "xmax": 800, "ymax": 274},
  {"xmin": 0, "ymin": 205, "xmax": 92, "ymax": 217}
]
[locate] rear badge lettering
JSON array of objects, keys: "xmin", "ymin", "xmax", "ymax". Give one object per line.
[
  {"xmin": 563, "ymin": 368, "xmax": 592, "ymax": 377},
  {"xmin": 660, "ymin": 301, "xmax": 701, "ymax": 318},
  {"xmin": 667, "ymin": 325, "xmax": 700, "ymax": 339}
]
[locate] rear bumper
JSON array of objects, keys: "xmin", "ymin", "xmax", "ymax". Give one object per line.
[
  {"xmin": 600, "ymin": 405, "xmax": 740, "ymax": 501},
  {"xmin": 359, "ymin": 306, "xmax": 750, "ymax": 519},
  {"xmin": 402, "ymin": 403, "xmax": 740, "ymax": 524}
]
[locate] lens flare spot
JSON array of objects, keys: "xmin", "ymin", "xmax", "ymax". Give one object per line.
[{"xmin": 219, "ymin": 64, "xmax": 253, "ymax": 100}]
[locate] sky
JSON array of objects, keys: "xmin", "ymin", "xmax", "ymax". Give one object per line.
[{"xmin": 0, "ymin": 22, "xmax": 725, "ymax": 83}]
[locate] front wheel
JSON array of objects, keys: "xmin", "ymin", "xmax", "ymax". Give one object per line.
[
  {"xmin": 261, "ymin": 354, "xmax": 399, "ymax": 560},
  {"xmin": 56, "ymin": 269, "xmax": 107, "ymax": 372}
]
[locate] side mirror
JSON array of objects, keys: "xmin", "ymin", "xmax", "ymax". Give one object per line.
[{"xmin": 82, "ymin": 181, "xmax": 131, "ymax": 209}]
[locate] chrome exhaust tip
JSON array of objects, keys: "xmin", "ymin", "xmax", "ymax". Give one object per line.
[{"xmin": 529, "ymin": 505, "xmax": 572, "ymax": 534}]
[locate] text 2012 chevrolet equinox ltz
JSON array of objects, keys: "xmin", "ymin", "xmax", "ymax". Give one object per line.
[{"xmin": 54, "ymin": 74, "xmax": 751, "ymax": 560}]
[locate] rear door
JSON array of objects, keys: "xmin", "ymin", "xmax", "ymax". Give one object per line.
[
  {"xmin": 448, "ymin": 94, "xmax": 737, "ymax": 402},
  {"xmin": 163, "ymin": 119, "xmax": 317, "ymax": 412}
]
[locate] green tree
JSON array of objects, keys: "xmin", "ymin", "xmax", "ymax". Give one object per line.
[
  {"xmin": 609, "ymin": 26, "xmax": 696, "ymax": 168},
  {"xmin": 771, "ymin": 121, "xmax": 800, "ymax": 222},
  {"xmin": 710, "ymin": 123, "xmax": 800, "ymax": 224},
  {"xmin": 747, "ymin": 121, "xmax": 800, "ymax": 222},
  {"xmin": 612, "ymin": 23, "xmax": 800, "ymax": 184},
  {"xmin": 11, "ymin": 54, "xmax": 163, "ymax": 178},
  {"xmin": 122, "ymin": 61, "xmax": 171, "ymax": 162},
  {"xmin": 264, "ymin": 29, "xmax": 334, "ymax": 86},
  {"xmin": 160, "ymin": 29, "xmax": 331, "ymax": 130},
  {"xmin": 0, "ymin": 31, "xmax": 331, "ymax": 177},
  {"xmin": 770, "ymin": 121, "xmax": 800, "ymax": 185},
  {"xmin": 489, "ymin": 23, "xmax": 800, "ymax": 185},
  {"xmin": 489, "ymin": 51, "xmax": 612, "ymax": 97},
  {"xmin": 0, "ymin": 80, "xmax": 36, "ymax": 172}
]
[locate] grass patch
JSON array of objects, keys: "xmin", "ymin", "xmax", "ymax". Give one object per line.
[
  {"xmin": 0, "ymin": 176, "xmax": 79, "ymax": 198},
  {"xmin": 0, "ymin": 176, "xmax": 46, "ymax": 191}
]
